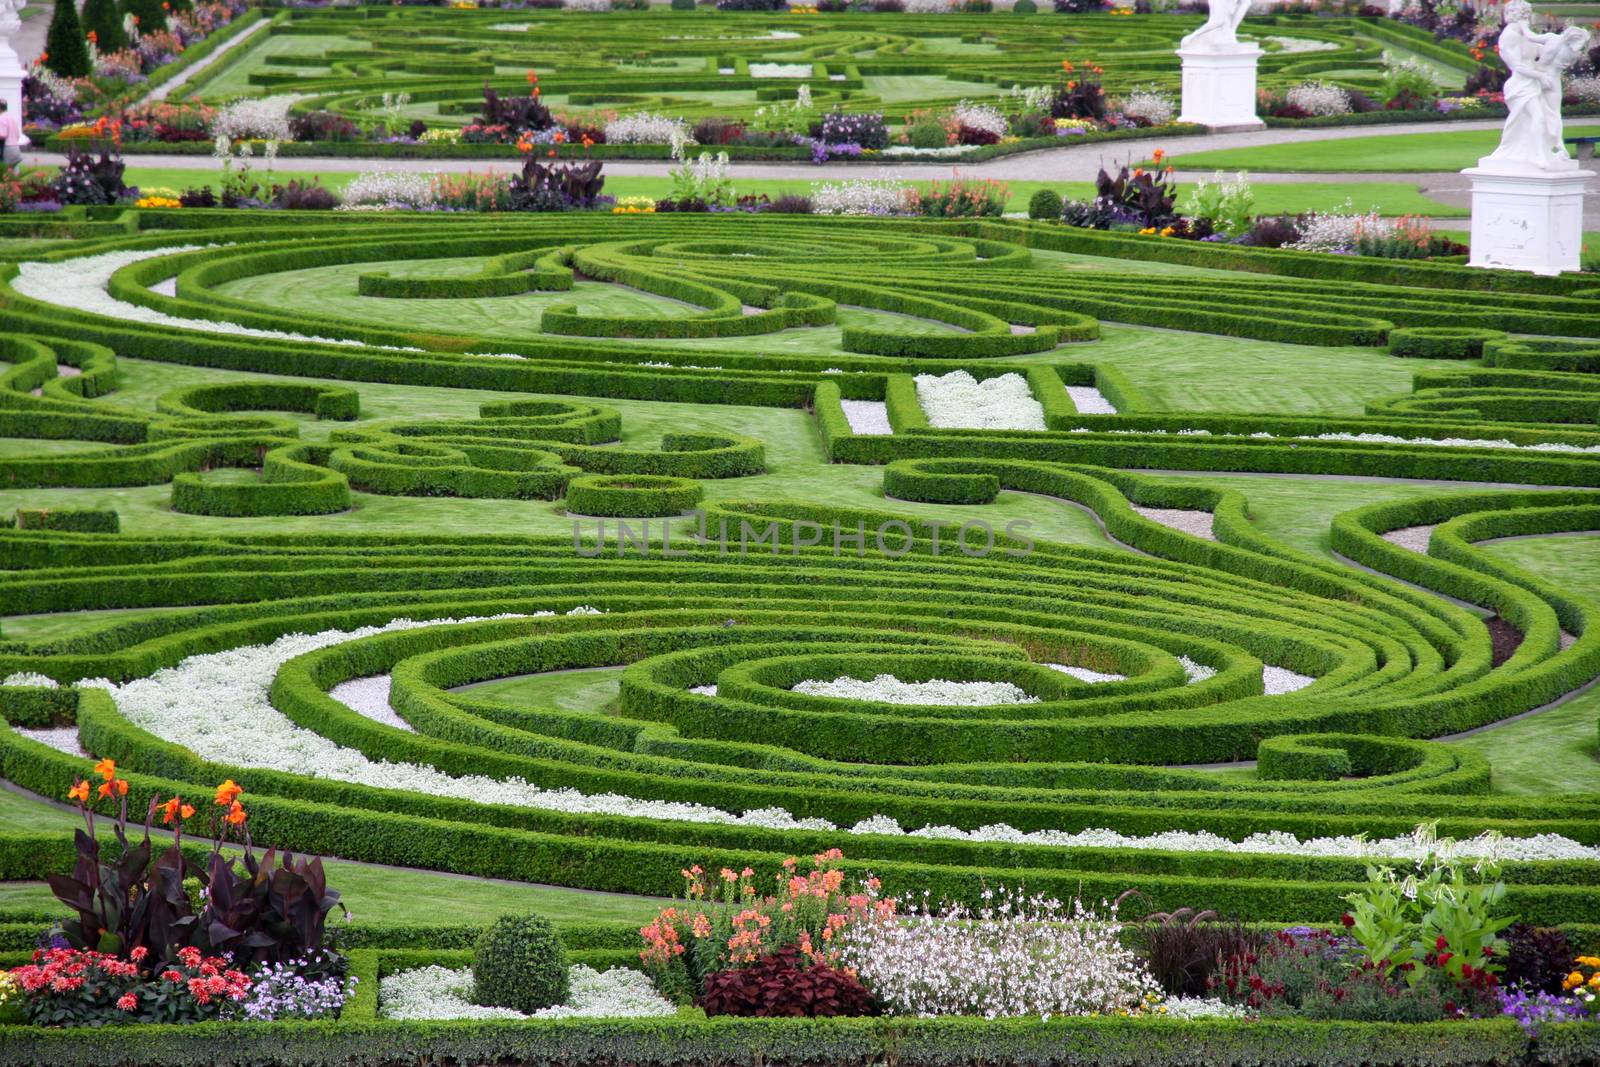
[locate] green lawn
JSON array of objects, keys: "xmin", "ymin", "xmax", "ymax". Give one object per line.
[
  {"xmin": 1162, "ymin": 125, "xmax": 1600, "ymax": 174},
  {"xmin": 119, "ymin": 168, "xmax": 1468, "ymax": 218}
]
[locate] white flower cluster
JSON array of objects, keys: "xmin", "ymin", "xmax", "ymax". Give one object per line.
[
  {"xmin": 604, "ymin": 112, "xmax": 691, "ymax": 145},
  {"xmin": 791, "ymin": 674, "xmax": 1041, "ymax": 706},
  {"xmin": 3, "ymin": 672, "xmax": 60, "ymax": 688},
  {"xmin": 381, "ymin": 965, "xmax": 673, "ymax": 1021},
  {"xmin": 949, "ymin": 100, "xmax": 1007, "ymax": 139},
  {"xmin": 840, "ymin": 889, "xmax": 1161, "ymax": 1019},
  {"xmin": 880, "ymin": 145, "xmax": 967, "ymax": 158},
  {"xmin": 82, "ymin": 623, "xmax": 1600, "ymax": 862},
  {"xmin": 1048, "ymin": 665, "xmax": 1126, "ymax": 684},
  {"xmin": 809, "ymin": 178, "xmax": 908, "ymax": 216},
  {"xmin": 11, "ymin": 249, "xmax": 418, "ymax": 351},
  {"xmin": 1118, "ymin": 86, "xmax": 1176, "ymax": 127},
  {"xmin": 211, "ymin": 96, "xmax": 297, "ymax": 142},
  {"xmin": 340, "ymin": 170, "xmax": 437, "ymax": 210},
  {"xmin": 1006, "ymin": 84, "xmax": 1056, "ymax": 113},
  {"xmin": 1066, "ymin": 425, "xmax": 1600, "ymax": 455},
  {"xmin": 1285, "ymin": 81, "xmax": 1352, "ymax": 116},
  {"xmin": 567, "ymin": 0, "xmax": 612, "ymax": 9},
  {"xmin": 1159, "ymin": 996, "xmax": 1251, "ymax": 1019},
  {"xmin": 904, "ymin": 0, "xmax": 956, "ymax": 10},
  {"xmin": 13, "ymin": 726, "xmax": 86, "ymax": 757},
  {"xmin": 1065, "ymin": 385, "xmax": 1118, "ymax": 414},
  {"xmin": 327, "ymin": 675, "xmax": 412, "ymax": 731},
  {"xmin": 915, "ymin": 371, "xmax": 1046, "ymax": 431},
  {"xmin": 1264, "ymin": 35, "xmax": 1339, "ymax": 54},
  {"xmin": 1568, "ymin": 76, "xmax": 1600, "ymax": 105},
  {"xmin": 839, "ymin": 399, "xmax": 891, "ymax": 435},
  {"xmin": 1178, "ymin": 656, "xmax": 1216, "ymax": 684},
  {"xmin": 1262, "ymin": 666, "xmax": 1316, "ymax": 695},
  {"xmin": 748, "ymin": 63, "xmax": 813, "ymax": 79}
]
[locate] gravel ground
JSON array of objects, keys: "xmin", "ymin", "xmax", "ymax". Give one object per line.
[
  {"xmin": 1066, "ymin": 385, "xmax": 1118, "ymax": 415},
  {"xmin": 1132, "ymin": 506, "xmax": 1216, "ymax": 541},
  {"xmin": 1047, "ymin": 664, "xmax": 1126, "ymax": 684},
  {"xmin": 839, "ymin": 399, "xmax": 891, "ymax": 435},
  {"xmin": 688, "ymin": 684, "xmax": 718, "ymax": 696},
  {"xmin": 328, "ymin": 675, "xmax": 416, "ymax": 732},
  {"xmin": 792, "ymin": 674, "xmax": 1040, "ymax": 705},
  {"xmin": 1382, "ymin": 524, "xmax": 1436, "ymax": 553}
]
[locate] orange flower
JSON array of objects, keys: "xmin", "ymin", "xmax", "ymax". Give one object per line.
[
  {"xmin": 67, "ymin": 780, "xmax": 90, "ymax": 804},
  {"xmin": 93, "ymin": 758, "xmax": 117, "ymax": 782},
  {"xmin": 114, "ymin": 779, "xmax": 128, "ymax": 797},
  {"xmin": 225, "ymin": 801, "xmax": 247, "ymax": 826},
  {"xmin": 160, "ymin": 796, "xmax": 182, "ymax": 824},
  {"xmin": 547, "ymin": 149, "xmax": 557, "ymax": 158},
  {"xmin": 1062, "ymin": 59, "xmax": 1074, "ymax": 72},
  {"xmin": 1151, "ymin": 148, "xmax": 1165, "ymax": 163},
  {"xmin": 97, "ymin": 781, "xmax": 113, "ymax": 799},
  {"xmin": 87, "ymin": 29, "xmax": 98, "ymax": 43},
  {"xmin": 181, "ymin": 804, "xmax": 195, "ymax": 820},
  {"xmin": 214, "ymin": 779, "xmax": 242, "ymax": 807}
]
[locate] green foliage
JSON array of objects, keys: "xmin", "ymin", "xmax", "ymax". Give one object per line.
[
  {"xmin": 565, "ymin": 474, "xmax": 703, "ymax": 517},
  {"xmin": 1026, "ymin": 188, "xmax": 1063, "ymax": 221},
  {"xmin": 82, "ymin": 0, "xmax": 129, "ymax": 54},
  {"xmin": 1388, "ymin": 327, "xmax": 1507, "ymax": 360},
  {"xmin": 473, "ymin": 915, "xmax": 570, "ymax": 1013},
  {"xmin": 43, "ymin": 0, "xmax": 92, "ymax": 79}
]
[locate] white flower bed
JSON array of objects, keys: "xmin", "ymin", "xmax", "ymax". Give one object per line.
[
  {"xmin": 1047, "ymin": 664, "xmax": 1126, "ymax": 684},
  {"xmin": 1179, "ymin": 656, "xmax": 1216, "ymax": 684},
  {"xmin": 380, "ymin": 965, "xmax": 673, "ymax": 1021},
  {"xmin": 880, "ymin": 145, "xmax": 967, "ymax": 158},
  {"xmin": 79, "ymin": 624, "xmax": 1600, "ymax": 862},
  {"xmin": 1065, "ymin": 426, "xmax": 1600, "ymax": 455},
  {"xmin": 688, "ymin": 684, "xmax": 719, "ymax": 696},
  {"xmin": 839, "ymin": 399, "xmax": 891, "ymax": 435},
  {"xmin": 567, "ymin": 0, "xmax": 612, "ymax": 10},
  {"xmin": 211, "ymin": 96, "xmax": 296, "ymax": 142},
  {"xmin": 791, "ymin": 674, "xmax": 1040, "ymax": 706},
  {"xmin": 1160, "ymin": 996, "xmax": 1251, "ymax": 1019},
  {"xmin": 13, "ymin": 726, "xmax": 86, "ymax": 757},
  {"xmin": 1571, "ymin": 76, "xmax": 1600, "ymax": 106},
  {"xmin": 340, "ymin": 171, "xmax": 437, "ymax": 210},
  {"xmin": 1118, "ymin": 86, "xmax": 1176, "ymax": 127},
  {"xmin": 915, "ymin": 371, "xmax": 1045, "ymax": 431},
  {"xmin": 1262, "ymin": 666, "xmax": 1316, "ymax": 695},
  {"xmin": 12, "ymin": 249, "xmax": 419, "ymax": 351},
  {"xmin": 1266, "ymin": 36, "xmax": 1340, "ymax": 54},
  {"xmin": 1065, "ymin": 385, "xmax": 1117, "ymax": 415},
  {"xmin": 949, "ymin": 100, "xmax": 1007, "ymax": 140},
  {"xmin": 809, "ymin": 178, "xmax": 908, "ymax": 217},
  {"xmin": 749, "ymin": 63, "xmax": 813, "ymax": 79},
  {"xmin": 328, "ymin": 675, "xmax": 414, "ymax": 732},
  {"xmin": 1286, "ymin": 79, "xmax": 1350, "ymax": 115},
  {"xmin": 904, "ymin": 0, "xmax": 955, "ymax": 11},
  {"xmin": 3, "ymin": 672, "xmax": 60, "ymax": 688},
  {"xmin": 604, "ymin": 112, "xmax": 691, "ymax": 145}
]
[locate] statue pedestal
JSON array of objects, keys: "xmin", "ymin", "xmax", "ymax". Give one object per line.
[
  {"xmin": 0, "ymin": 28, "xmax": 23, "ymax": 132},
  {"xmin": 1177, "ymin": 46, "xmax": 1264, "ymax": 131},
  {"xmin": 1462, "ymin": 164, "xmax": 1593, "ymax": 276}
]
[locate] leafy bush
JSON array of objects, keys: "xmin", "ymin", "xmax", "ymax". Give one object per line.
[
  {"xmin": 671, "ymin": 0, "xmax": 696, "ymax": 8},
  {"xmin": 905, "ymin": 175, "xmax": 1008, "ymax": 217},
  {"xmin": 1380, "ymin": 53, "xmax": 1439, "ymax": 109},
  {"xmin": 1027, "ymin": 188, "xmax": 1062, "ymax": 220},
  {"xmin": 818, "ymin": 110, "xmax": 888, "ymax": 150},
  {"xmin": 43, "ymin": 0, "xmax": 92, "ymax": 78},
  {"xmin": 691, "ymin": 116, "xmax": 746, "ymax": 146},
  {"xmin": 1131, "ymin": 906, "xmax": 1265, "ymax": 997},
  {"xmin": 290, "ymin": 111, "xmax": 363, "ymax": 144},
  {"xmin": 1094, "ymin": 161, "xmax": 1177, "ymax": 228},
  {"xmin": 1239, "ymin": 214, "xmax": 1302, "ymax": 248},
  {"xmin": 698, "ymin": 947, "xmax": 879, "ymax": 1018},
  {"xmin": 13, "ymin": 946, "xmax": 251, "ymax": 1027},
  {"xmin": 473, "ymin": 915, "xmax": 570, "ymax": 1013},
  {"xmin": 51, "ymin": 149, "xmax": 128, "ymax": 206},
  {"xmin": 272, "ymin": 179, "xmax": 340, "ymax": 211},
  {"xmin": 509, "ymin": 157, "xmax": 605, "ymax": 211},
  {"xmin": 1180, "ymin": 170, "xmax": 1254, "ymax": 237},
  {"xmin": 1013, "ymin": 0, "xmax": 1036, "ymax": 11},
  {"xmin": 478, "ymin": 83, "xmax": 553, "ymax": 133},
  {"xmin": 1500, "ymin": 924, "xmax": 1573, "ymax": 995},
  {"xmin": 1052, "ymin": 68, "xmax": 1107, "ymax": 123}
]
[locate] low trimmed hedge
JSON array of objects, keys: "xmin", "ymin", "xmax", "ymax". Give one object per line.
[
  {"xmin": 565, "ymin": 474, "xmax": 704, "ymax": 517},
  {"xmin": 1388, "ymin": 327, "xmax": 1508, "ymax": 360}
]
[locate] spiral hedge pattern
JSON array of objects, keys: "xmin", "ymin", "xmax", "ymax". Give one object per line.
[{"xmin": 1, "ymin": 207, "xmax": 1599, "ymax": 931}]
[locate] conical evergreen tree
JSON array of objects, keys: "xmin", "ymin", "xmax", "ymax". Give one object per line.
[
  {"xmin": 82, "ymin": 0, "xmax": 128, "ymax": 55},
  {"xmin": 43, "ymin": 0, "xmax": 93, "ymax": 79}
]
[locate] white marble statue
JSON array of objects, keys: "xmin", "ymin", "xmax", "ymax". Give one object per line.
[
  {"xmin": 1181, "ymin": 0, "xmax": 1252, "ymax": 53},
  {"xmin": 1482, "ymin": 0, "xmax": 1592, "ymax": 172}
]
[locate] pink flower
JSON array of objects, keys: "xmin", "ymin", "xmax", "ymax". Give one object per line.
[{"xmin": 116, "ymin": 993, "xmax": 137, "ymax": 1011}]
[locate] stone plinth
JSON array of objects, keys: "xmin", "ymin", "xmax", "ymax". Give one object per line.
[
  {"xmin": 1463, "ymin": 164, "xmax": 1593, "ymax": 276},
  {"xmin": 1177, "ymin": 46, "xmax": 1264, "ymax": 131}
]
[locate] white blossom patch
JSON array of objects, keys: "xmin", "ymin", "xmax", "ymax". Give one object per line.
[
  {"xmin": 380, "ymin": 964, "xmax": 673, "ymax": 1021},
  {"xmin": 1066, "ymin": 426, "xmax": 1600, "ymax": 455},
  {"xmin": 11, "ymin": 249, "xmax": 421, "ymax": 351},
  {"xmin": 792, "ymin": 673, "xmax": 1040, "ymax": 706},
  {"xmin": 3, "ymin": 672, "xmax": 60, "ymax": 688},
  {"xmin": 915, "ymin": 371, "xmax": 1045, "ymax": 431},
  {"xmin": 328, "ymin": 675, "xmax": 414, "ymax": 732},
  {"xmin": 1262, "ymin": 666, "xmax": 1316, "ymax": 695},
  {"xmin": 688, "ymin": 684, "xmax": 718, "ymax": 696},
  {"xmin": 1178, "ymin": 656, "xmax": 1216, "ymax": 684},
  {"xmin": 1047, "ymin": 664, "xmax": 1126, "ymax": 684},
  {"xmin": 1159, "ymin": 996, "xmax": 1252, "ymax": 1019},
  {"xmin": 13, "ymin": 725, "xmax": 86, "ymax": 757},
  {"xmin": 749, "ymin": 63, "xmax": 813, "ymax": 78},
  {"xmin": 1065, "ymin": 385, "xmax": 1117, "ymax": 415},
  {"xmin": 839, "ymin": 399, "xmax": 891, "ymax": 435}
]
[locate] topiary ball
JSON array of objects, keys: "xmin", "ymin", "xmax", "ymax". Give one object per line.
[
  {"xmin": 1013, "ymin": 0, "xmax": 1037, "ymax": 11},
  {"xmin": 672, "ymin": 0, "xmax": 697, "ymax": 8},
  {"xmin": 1027, "ymin": 188, "xmax": 1063, "ymax": 221},
  {"xmin": 473, "ymin": 915, "xmax": 570, "ymax": 1013}
]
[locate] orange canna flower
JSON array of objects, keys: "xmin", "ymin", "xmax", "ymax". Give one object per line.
[
  {"xmin": 225, "ymin": 801, "xmax": 247, "ymax": 826},
  {"xmin": 160, "ymin": 796, "xmax": 182, "ymax": 824},
  {"xmin": 181, "ymin": 804, "xmax": 195, "ymax": 820},
  {"xmin": 1062, "ymin": 59, "xmax": 1074, "ymax": 72},
  {"xmin": 1151, "ymin": 148, "xmax": 1165, "ymax": 163},
  {"xmin": 214, "ymin": 779, "xmax": 242, "ymax": 807},
  {"xmin": 114, "ymin": 779, "xmax": 128, "ymax": 797},
  {"xmin": 94, "ymin": 758, "xmax": 117, "ymax": 782},
  {"xmin": 97, "ymin": 781, "xmax": 113, "ymax": 799},
  {"xmin": 67, "ymin": 780, "xmax": 90, "ymax": 804}
]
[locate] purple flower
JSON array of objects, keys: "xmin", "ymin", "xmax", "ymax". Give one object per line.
[{"xmin": 1499, "ymin": 988, "xmax": 1588, "ymax": 1034}]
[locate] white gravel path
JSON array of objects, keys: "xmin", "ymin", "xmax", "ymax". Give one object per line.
[
  {"xmin": 328, "ymin": 674, "xmax": 416, "ymax": 732},
  {"xmin": 1132, "ymin": 506, "xmax": 1216, "ymax": 541},
  {"xmin": 1066, "ymin": 385, "xmax": 1118, "ymax": 415},
  {"xmin": 1382, "ymin": 524, "xmax": 1435, "ymax": 553},
  {"xmin": 1179, "ymin": 656, "xmax": 1217, "ymax": 684},
  {"xmin": 839, "ymin": 399, "xmax": 891, "ymax": 435},
  {"xmin": 688, "ymin": 684, "xmax": 719, "ymax": 696},
  {"xmin": 150, "ymin": 278, "xmax": 178, "ymax": 297}
]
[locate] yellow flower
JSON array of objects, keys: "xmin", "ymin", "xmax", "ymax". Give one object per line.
[{"xmin": 1138, "ymin": 227, "xmax": 1156, "ymax": 235}]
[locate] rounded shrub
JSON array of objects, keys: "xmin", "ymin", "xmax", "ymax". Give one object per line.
[
  {"xmin": 566, "ymin": 474, "xmax": 704, "ymax": 517},
  {"xmin": 473, "ymin": 914, "xmax": 569, "ymax": 1013},
  {"xmin": 1027, "ymin": 188, "xmax": 1064, "ymax": 221},
  {"xmin": 1387, "ymin": 326, "xmax": 1508, "ymax": 360},
  {"xmin": 1013, "ymin": 0, "xmax": 1037, "ymax": 11},
  {"xmin": 672, "ymin": 0, "xmax": 697, "ymax": 9}
]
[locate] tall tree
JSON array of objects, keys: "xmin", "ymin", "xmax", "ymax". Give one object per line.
[
  {"xmin": 44, "ymin": 0, "xmax": 94, "ymax": 79},
  {"xmin": 121, "ymin": 0, "xmax": 169, "ymax": 36},
  {"xmin": 82, "ymin": 0, "xmax": 128, "ymax": 55}
]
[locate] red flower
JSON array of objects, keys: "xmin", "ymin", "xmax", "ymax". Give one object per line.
[
  {"xmin": 116, "ymin": 993, "xmax": 137, "ymax": 1011},
  {"xmin": 1340, "ymin": 913, "xmax": 1355, "ymax": 928}
]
